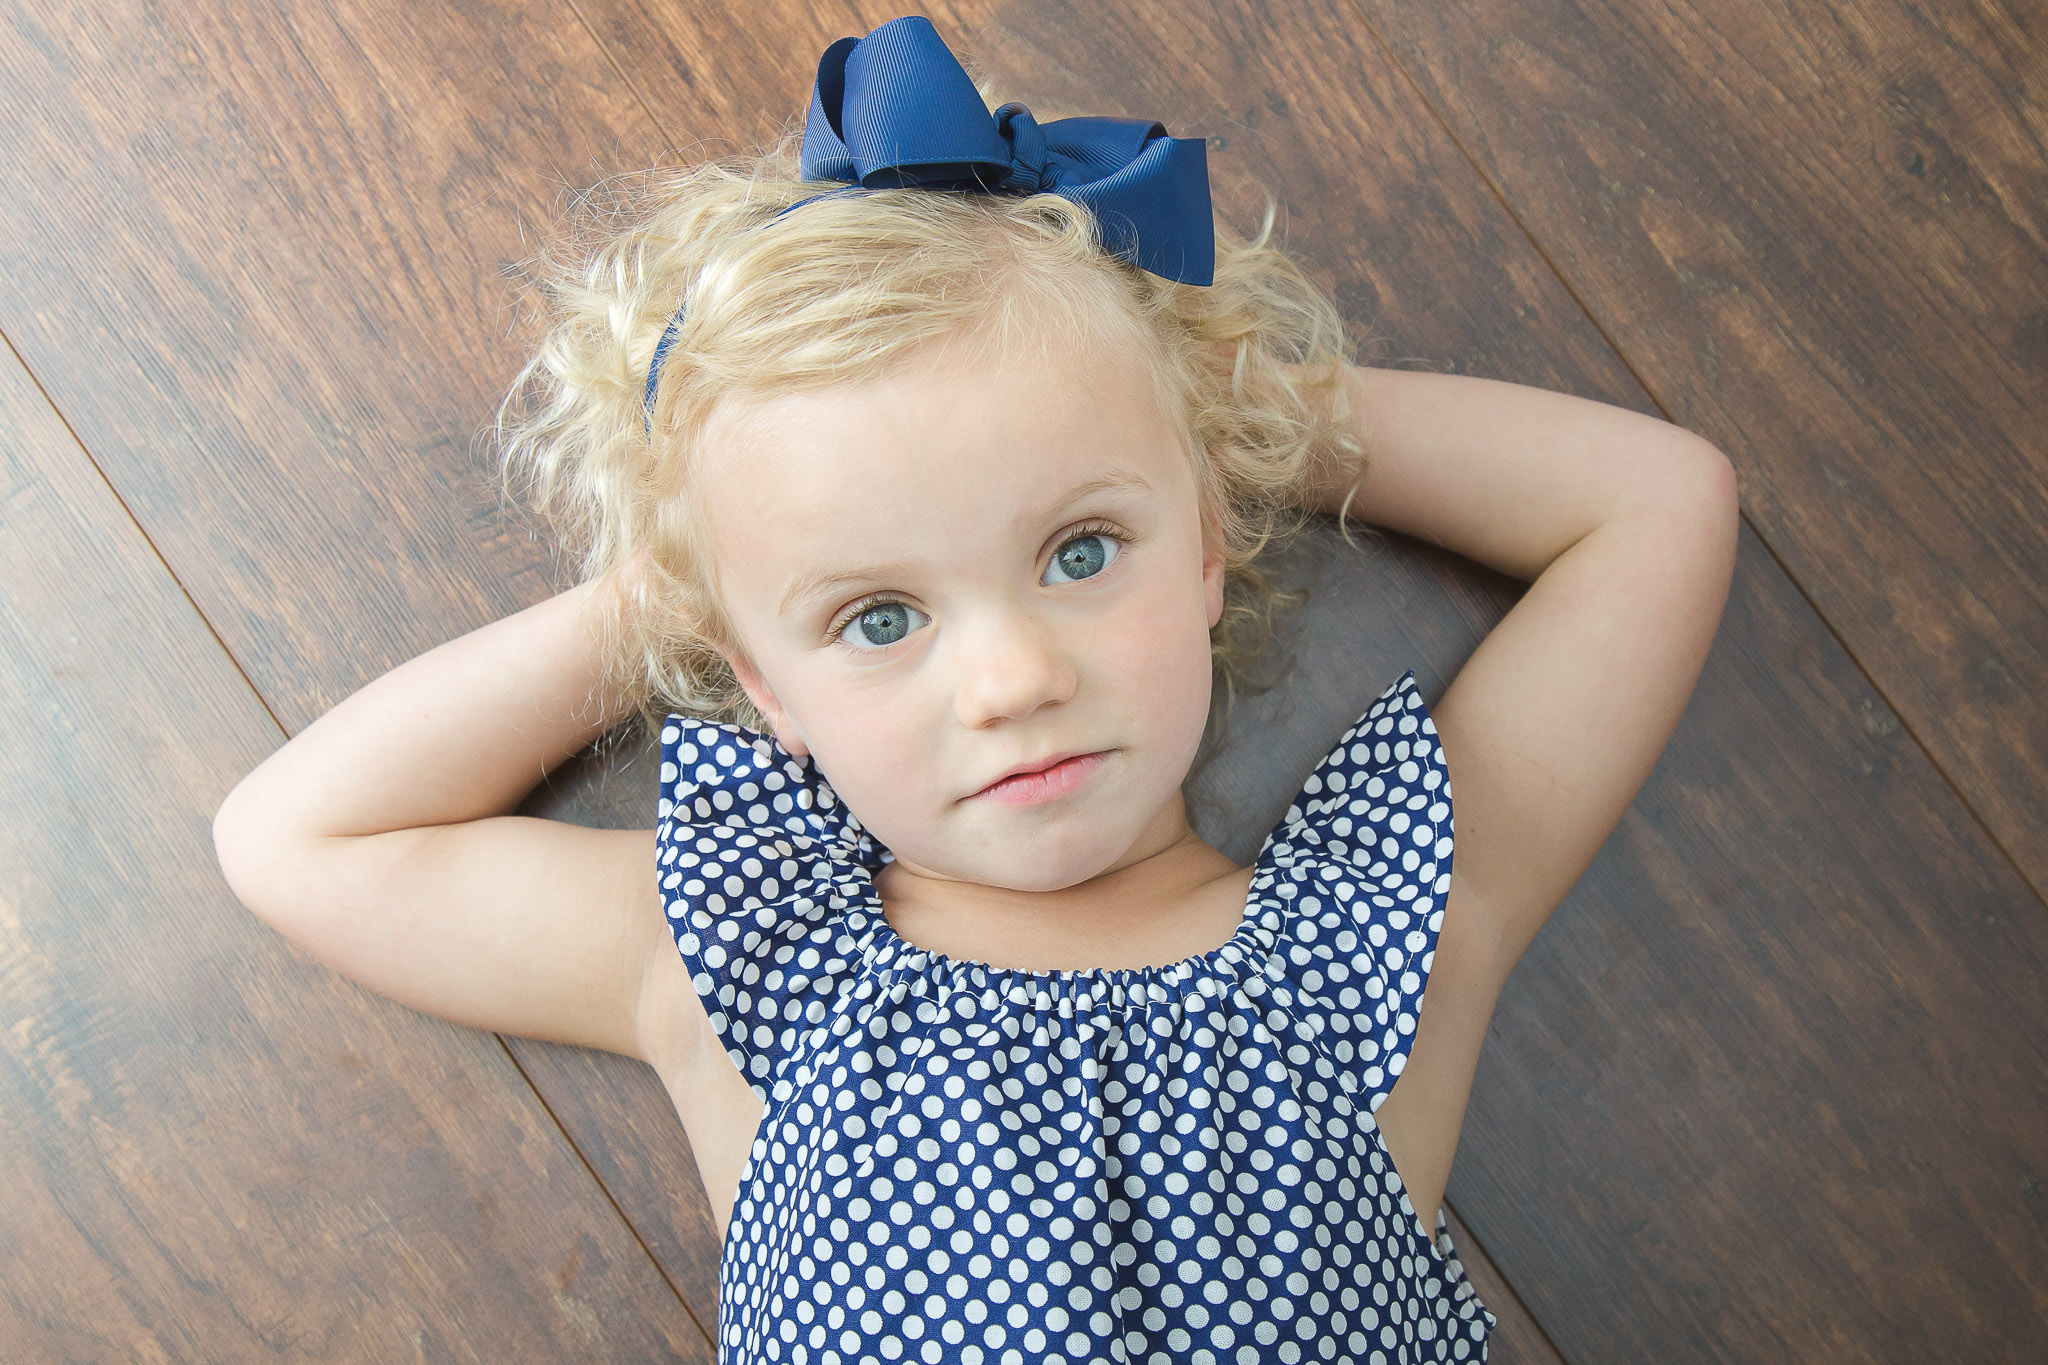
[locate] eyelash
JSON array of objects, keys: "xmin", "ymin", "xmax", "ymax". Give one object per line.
[{"xmin": 824, "ymin": 520, "xmax": 1134, "ymax": 648}]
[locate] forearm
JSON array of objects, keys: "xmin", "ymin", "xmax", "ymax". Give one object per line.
[
  {"xmin": 1307, "ymin": 365, "xmax": 1730, "ymax": 579},
  {"xmin": 218, "ymin": 579, "xmax": 633, "ymax": 841}
]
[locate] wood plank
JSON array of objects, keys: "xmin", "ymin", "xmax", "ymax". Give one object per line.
[
  {"xmin": 7, "ymin": 0, "xmax": 2040, "ymax": 1357},
  {"xmin": 0, "ymin": 1, "xmax": 720, "ymax": 1354},
  {"xmin": 1356, "ymin": 530, "xmax": 2048, "ymax": 1363},
  {"xmin": 0, "ymin": 335, "xmax": 706, "ymax": 1359},
  {"xmin": 1443, "ymin": 1207, "xmax": 1566, "ymax": 1365},
  {"xmin": 1347, "ymin": 0, "xmax": 2048, "ymax": 898},
  {"xmin": 0, "ymin": 0, "xmax": 666, "ymax": 728}
]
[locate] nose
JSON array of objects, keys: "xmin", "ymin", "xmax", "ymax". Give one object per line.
[{"xmin": 950, "ymin": 606, "xmax": 1078, "ymax": 728}]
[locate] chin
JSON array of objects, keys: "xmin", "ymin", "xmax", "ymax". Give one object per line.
[
  {"xmin": 985, "ymin": 830, "xmax": 1136, "ymax": 893},
  {"xmin": 987, "ymin": 864, "xmax": 1107, "ymax": 895}
]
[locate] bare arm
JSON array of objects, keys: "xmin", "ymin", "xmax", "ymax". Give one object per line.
[
  {"xmin": 211, "ymin": 578, "xmax": 692, "ymax": 1068},
  {"xmin": 1307, "ymin": 365, "xmax": 1738, "ymax": 975},
  {"xmin": 1304, "ymin": 364, "xmax": 1739, "ymax": 1231}
]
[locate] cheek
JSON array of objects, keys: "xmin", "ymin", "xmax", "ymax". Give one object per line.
[
  {"xmin": 1100, "ymin": 545, "xmax": 1217, "ymax": 707},
  {"xmin": 797, "ymin": 692, "xmax": 931, "ymax": 822}
]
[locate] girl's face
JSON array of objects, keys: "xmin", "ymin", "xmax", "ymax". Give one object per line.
[{"xmin": 697, "ymin": 327, "xmax": 1225, "ymax": 897}]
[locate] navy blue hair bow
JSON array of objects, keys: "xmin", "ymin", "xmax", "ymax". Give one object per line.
[{"xmin": 643, "ymin": 14, "xmax": 1214, "ymax": 423}]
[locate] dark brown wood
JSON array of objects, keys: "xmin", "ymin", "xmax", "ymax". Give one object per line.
[
  {"xmin": 1189, "ymin": 519, "xmax": 2048, "ymax": 1360},
  {"xmin": 0, "ymin": 0, "xmax": 665, "ymax": 730},
  {"xmin": 0, "ymin": 337, "xmax": 706, "ymax": 1359},
  {"xmin": 1443, "ymin": 1207, "xmax": 1566, "ymax": 1365},
  {"xmin": 1348, "ymin": 0, "xmax": 2048, "ymax": 901},
  {"xmin": 7, "ymin": 0, "xmax": 2046, "ymax": 1358},
  {"xmin": 1482, "ymin": 537, "xmax": 2046, "ymax": 1360},
  {"xmin": 0, "ymin": 0, "xmax": 718, "ymax": 1354}
]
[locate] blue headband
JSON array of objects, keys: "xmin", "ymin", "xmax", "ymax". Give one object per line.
[{"xmin": 641, "ymin": 14, "xmax": 1216, "ymax": 425}]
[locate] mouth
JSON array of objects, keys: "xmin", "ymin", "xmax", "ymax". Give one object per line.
[{"xmin": 970, "ymin": 750, "xmax": 1112, "ymax": 806}]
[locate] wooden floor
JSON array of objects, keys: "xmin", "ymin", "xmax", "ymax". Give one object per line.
[{"xmin": 3, "ymin": 0, "xmax": 2043, "ymax": 1359}]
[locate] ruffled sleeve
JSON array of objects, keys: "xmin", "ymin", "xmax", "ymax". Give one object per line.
[
  {"xmin": 653, "ymin": 716, "xmax": 891, "ymax": 1105},
  {"xmin": 1255, "ymin": 668, "xmax": 1455, "ymax": 1117}
]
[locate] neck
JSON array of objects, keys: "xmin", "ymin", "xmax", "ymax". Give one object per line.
[{"xmin": 872, "ymin": 793, "xmax": 1250, "ymax": 970}]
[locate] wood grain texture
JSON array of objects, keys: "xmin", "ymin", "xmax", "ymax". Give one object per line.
[
  {"xmin": 6, "ymin": 0, "xmax": 2045, "ymax": 1358},
  {"xmin": 1443, "ymin": 1206, "xmax": 1566, "ymax": 1365},
  {"xmin": 0, "ymin": 0, "xmax": 665, "ymax": 730},
  {"xmin": 0, "ymin": 0, "xmax": 717, "ymax": 1354},
  {"xmin": 0, "ymin": 336, "xmax": 706, "ymax": 1359},
  {"xmin": 1348, "ymin": 0, "xmax": 2048, "ymax": 900}
]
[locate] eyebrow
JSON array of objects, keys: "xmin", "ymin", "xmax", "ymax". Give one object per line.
[{"xmin": 776, "ymin": 470, "xmax": 1154, "ymax": 617}]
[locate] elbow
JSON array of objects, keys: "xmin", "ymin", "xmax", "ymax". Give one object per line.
[
  {"xmin": 1673, "ymin": 440, "xmax": 1741, "ymax": 604},
  {"xmin": 1623, "ymin": 435, "xmax": 1740, "ymax": 603},
  {"xmin": 212, "ymin": 774, "xmax": 297, "ymax": 934},
  {"xmin": 211, "ymin": 778, "xmax": 266, "ymax": 921},
  {"xmin": 1623, "ymin": 430, "xmax": 1741, "ymax": 536},
  {"xmin": 1696, "ymin": 440, "xmax": 1742, "ymax": 557},
  {"xmin": 1666, "ymin": 435, "xmax": 1741, "ymax": 550},
  {"xmin": 1696, "ymin": 439, "xmax": 1740, "ymax": 516}
]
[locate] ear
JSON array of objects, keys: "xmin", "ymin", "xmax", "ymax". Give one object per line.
[
  {"xmin": 723, "ymin": 648, "xmax": 811, "ymax": 758},
  {"xmin": 1201, "ymin": 507, "xmax": 1227, "ymax": 631}
]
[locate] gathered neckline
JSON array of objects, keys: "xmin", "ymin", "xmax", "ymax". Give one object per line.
[
  {"xmin": 842, "ymin": 828, "xmax": 1291, "ymax": 1008},
  {"xmin": 657, "ymin": 668, "xmax": 1430, "ymax": 1010}
]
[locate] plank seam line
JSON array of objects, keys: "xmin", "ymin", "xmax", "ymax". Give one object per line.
[
  {"xmin": 1336, "ymin": 0, "xmax": 2048, "ymax": 921},
  {"xmin": 1, "ymin": 324, "xmax": 713, "ymax": 1351},
  {"xmin": 565, "ymin": 0, "xmax": 680, "ymax": 152},
  {"xmin": 494, "ymin": 1033, "xmax": 716, "ymax": 1349},
  {"xmin": 0, "ymin": 326, "xmax": 287, "ymax": 742},
  {"xmin": 1442, "ymin": 1193, "xmax": 1561, "ymax": 1360}
]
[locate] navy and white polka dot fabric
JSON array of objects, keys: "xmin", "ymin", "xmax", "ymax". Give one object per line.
[{"xmin": 656, "ymin": 669, "xmax": 1495, "ymax": 1363}]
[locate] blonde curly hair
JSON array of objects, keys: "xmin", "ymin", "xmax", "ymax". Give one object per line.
[{"xmin": 495, "ymin": 120, "xmax": 1373, "ymax": 739}]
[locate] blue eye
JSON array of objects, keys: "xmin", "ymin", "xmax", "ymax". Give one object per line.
[
  {"xmin": 1043, "ymin": 527, "xmax": 1125, "ymax": 584},
  {"xmin": 835, "ymin": 599, "xmax": 931, "ymax": 650},
  {"xmin": 826, "ymin": 522, "xmax": 1130, "ymax": 653}
]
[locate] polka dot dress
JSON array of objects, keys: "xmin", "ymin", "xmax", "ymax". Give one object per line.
[{"xmin": 656, "ymin": 669, "xmax": 1496, "ymax": 1364}]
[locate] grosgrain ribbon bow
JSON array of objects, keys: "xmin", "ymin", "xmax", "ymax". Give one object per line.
[
  {"xmin": 799, "ymin": 15, "xmax": 1214, "ymax": 286},
  {"xmin": 643, "ymin": 15, "xmax": 1214, "ymax": 422}
]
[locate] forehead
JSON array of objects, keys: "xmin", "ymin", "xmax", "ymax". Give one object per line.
[{"xmin": 697, "ymin": 333, "xmax": 1190, "ymax": 609}]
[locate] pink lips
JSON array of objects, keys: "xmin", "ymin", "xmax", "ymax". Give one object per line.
[{"xmin": 972, "ymin": 751, "xmax": 1109, "ymax": 806}]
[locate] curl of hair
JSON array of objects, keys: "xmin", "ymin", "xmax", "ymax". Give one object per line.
[{"xmin": 495, "ymin": 119, "xmax": 1373, "ymax": 740}]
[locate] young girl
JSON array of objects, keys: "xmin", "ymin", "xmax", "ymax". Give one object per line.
[{"xmin": 213, "ymin": 15, "xmax": 1737, "ymax": 1364}]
